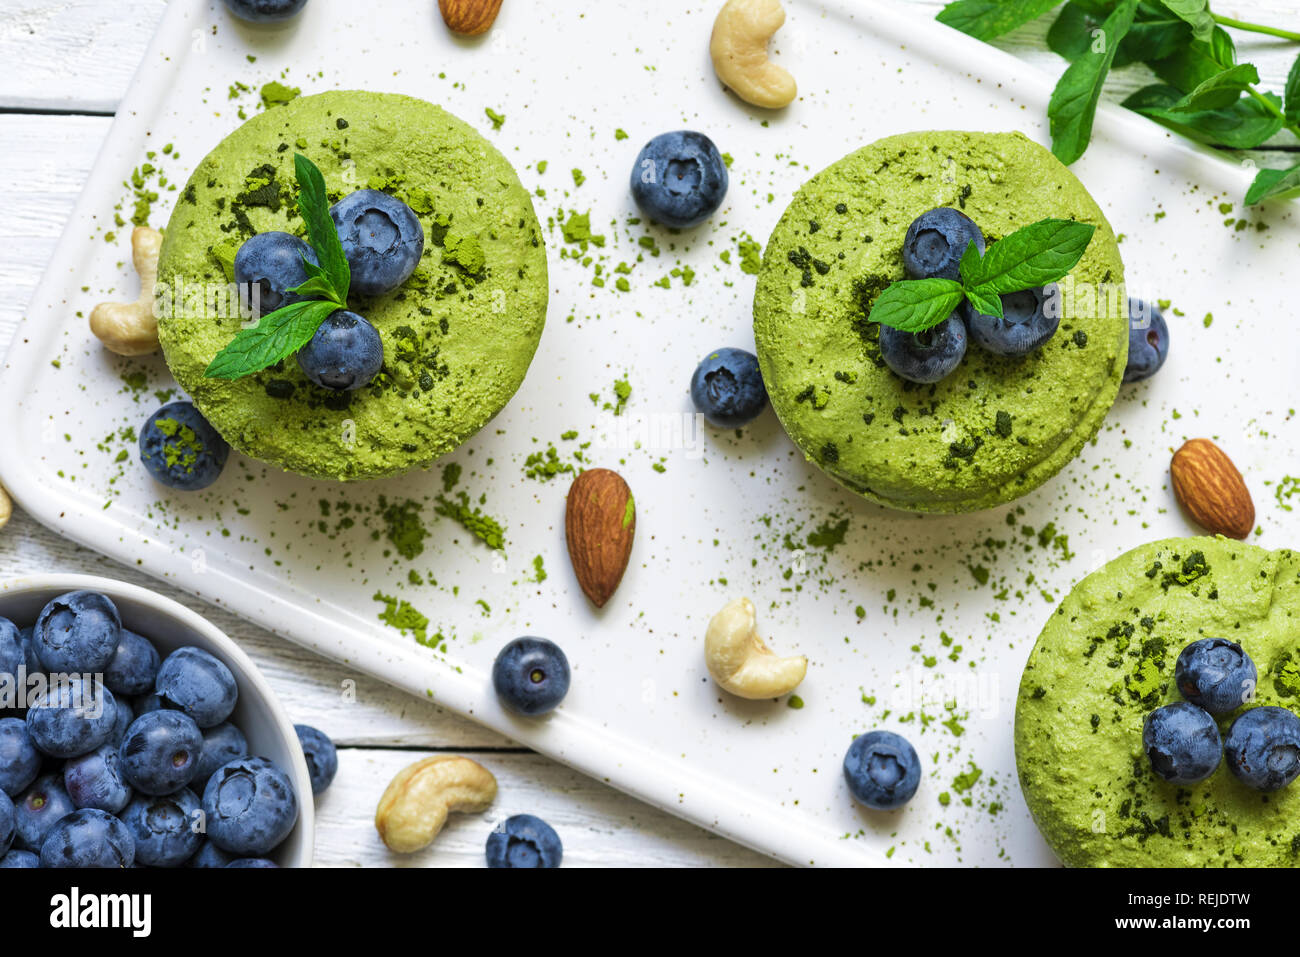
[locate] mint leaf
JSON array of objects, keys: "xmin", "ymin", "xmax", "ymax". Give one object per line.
[
  {"xmin": 868, "ymin": 279, "xmax": 966, "ymax": 334},
  {"xmin": 962, "ymin": 219, "xmax": 1096, "ymax": 295},
  {"xmin": 1286, "ymin": 52, "xmax": 1300, "ymax": 125},
  {"xmin": 964, "ymin": 286, "xmax": 1003, "ymax": 320},
  {"xmin": 1150, "ymin": 28, "xmax": 1236, "ymax": 91},
  {"xmin": 1160, "ymin": 0, "xmax": 1214, "ymax": 42},
  {"xmin": 936, "ymin": 0, "xmax": 1063, "ymax": 41},
  {"xmin": 1167, "ymin": 63, "xmax": 1260, "ymax": 114},
  {"xmin": 286, "ymin": 275, "xmax": 343, "ymax": 303},
  {"xmin": 1048, "ymin": 0, "xmax": 1139, "ymax": 165},
  {"xmin": 293, "ymin": 153, "xmax": 350, "ymax": 301},
  {"xmin": 204, "ymin": 300, "xmax": 339, "ymax": 380},
  {"xmin": 1046, "ymin": 4, "xmax": 1097, "ymax": 63},
  {"xmin": 1245, "ymin": 161, "xmax": 1300, "ymax": 206},
  {"xmin": 1124, "ymin": 84, "xmax": 1283, "ymax": 149}
]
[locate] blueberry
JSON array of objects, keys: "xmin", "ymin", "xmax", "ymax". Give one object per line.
[
  {"xmin": 32, "ymin": 590, "xmax": 121, "ymax": 673},
  {"xmin": 485, "ymin": 813, "xmax": 563, "ymax": 868},
  {"xmin": 26, "ymin": 677, "xmax": 117, "ymax": 758},
  {"xmin": 103, "ymin": 628, "xmax": 161, "ymax": 697},
  {"xmin": 234, "ymin": 231, "xmax": 318, "ymax": 316},
  {"xmin": 296, "ymin": 310, "xmax": 384, "ymax": 391},
  {"xmin": 0, "ymin": 718, "xmax": 41, "ymax": 796},
  {"xmin": 64, "ymin": 744, "xmax": 133, "ymax": 814},
  {"xmin": 630, "ymin": 131, "xmax": 729, "ymax": 229},
  {"xmin": 966, "ymin": 285, "xmax": 1060, "ymax": 357},
  {"xmin": 139, "ymin": 401, "xmax": 230, "ymax": 492},
  {"xmin": 1143, "ymin": 701, "xmax": 1222, "ymax": 784},
  {"xmin": 1224, "ymin": 706, "xmax": 1300, "ymax": 792},
  {"xmin": 0, "ymin": 789, "xmax": 13, "ymax": 857},
  {"xmin": 106, "ymin": 694, "xmax": 135, "ymax": 748},
  {"xmin": 492, "ymin": 637, "xmax": 571, "ymax": 716},
  {"xmin": 294, "ymin": 724, "xmax": 337, "ymax": 795},
  {"xmin": 0, "ymin": 849, "xmax": 39, "ymax": 868},
  {"xmin": 202, "ymin": 756, "xmax": 298, "ymax": 856},
  {"xmin": 14, "ymin": 774, "xmax": 76, "ymax": 851},
  {"xmin": 155, "ymin": 646, "xmax": 238, "ymax": 728},
  {"xmin": 186, "ymin": 839, "xmax": 235, "ymax": 868},
  {"xmin": 135, "ymin": 692, "xmax": 164, "ymax": 715},
  {"xmin": 902, "ymin": 208, "xmax": 985, "ymax": 281},
  {"xmin": 0, "ymin": 617, "xmax": 23, "ymax": 679},
  {"xmin": 330, "ymin": 190, "xmax": 424, "ymax": 297},
  {"xmin": 119, "ymin": 710, "xmax": 202, "ymax": 796},
  {"xmin": 220, "ymin": 0, "xmax": 308, "ymax": 23},
  {"xmin": 18, "ymin": 627, "xmax": 42, "ymax": 678},
  {"xmin": 1124, "ymin": 298, "xmax": 1171, "ymax": 383},
  {"xmin": 39, "ymin": 808, "xmax": 135, "ymax": 869},
  {"xmin": 879, "ymin": 313, "xmax": 967, "ymax": 384},
  {"xmin": 193, "ymin": 722, "xmax": 249, "ymax": 796},
  {"xmin": 690, "ymin": 348, "xmax": 768, "ymax": 428},
  {"xmin": 226, "ymin": 857, "xmax": 279, "ymax": 867},
  {"xmin": 121, "ymin": 788, "xmax": 203, "ymax": 867},
  {"xmin": 1175, "ymin": 638, "xmax": 1257, "ymax": 715},
  {"xmin": 842, "ymin": 730, "xmax": 921, "ymax": 810}
]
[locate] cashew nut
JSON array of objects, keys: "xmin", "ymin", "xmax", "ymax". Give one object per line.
[
  {"xmin": 89, "ymin": 226, "xmax": 163, "ymax": 356},
  {"xmin": 0, "ymin": 483, "xmax": 11, "ymax": 533},
  {"xmin": 375, "ymin": 755, "xmax": 497, "ymax": 853},
  {"xmin": 710, "ymin": 0, "xmax": 797, "ymax": 110},
  {"xmin": 705, "ymin": 598, "xmax": 807, "ymax": 699}
]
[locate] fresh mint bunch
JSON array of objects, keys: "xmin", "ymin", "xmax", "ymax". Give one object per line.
[
  {"xmin": 936, "ymin": 0, "xmax": 1300, "ymax": 206},
  {"xmin": 205, "ymin": 154, "xmax": 350, "ymax": 380},
  {"xmin": 869, "ymin": 217, "xmax": 1095, "ymax": 333}
]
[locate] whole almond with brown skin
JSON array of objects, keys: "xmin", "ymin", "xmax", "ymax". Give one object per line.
[
  {"xmin": 1170, "ymin": 438, "xmax": 1255, "ymax": 540},
  {"xmin": 565, "ymin": 468, "xmax": 635, "ymax": 608},
  {"xmin": 438, "ymin": 0, "xmax": 503, "ymax": 35}
]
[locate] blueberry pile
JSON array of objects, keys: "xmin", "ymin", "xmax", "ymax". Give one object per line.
[
  {"xmin": 234, "ymin": 187, "xmax": 423, "ymax": 395},
  {"xmin": 0, "ymin": 590, "xmax": 320, "ymax": 868},
  {"xmin": 1143, "ymin": 638, "xmax": 1300, "ymax": 792},
  {"xmin": 882, "ymin": 209, "xmax": 1171, "ymax": 385},
  {"xmin": 883, "ymin": 208, "xmax": 1058, "ymax": 383}
]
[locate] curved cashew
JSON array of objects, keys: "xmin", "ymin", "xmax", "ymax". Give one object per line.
[
  {"xmin": 705, "ymin": 598, "xmax": 807, "ymax": 699},
  {"xmin": 710, "ymin": 0, "xmax": 797, "ymax": 110},
  {"xmin": 375, "ymin": 755, "xmax": 497, "ymax": 853},
  {"xmin": 90, "ymin": 226, "xmax": 163, "ymax": 356},
  {"xmin": 0, "ymin": 483, "xmax": 11, "ymax": 533}
]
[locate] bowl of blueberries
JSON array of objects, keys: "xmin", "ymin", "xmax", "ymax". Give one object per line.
[{"xmin": 0, "ymin": 575, "xmax": 314, "ymax": 868}]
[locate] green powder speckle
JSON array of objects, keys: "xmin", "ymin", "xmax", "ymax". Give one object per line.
[{"xmin": 434, "ymin": 493, "xmax": 506, "ymax": 550}]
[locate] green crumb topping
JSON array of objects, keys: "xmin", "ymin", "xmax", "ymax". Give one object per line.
[
  {"xmin": 379, "ymin": 497, "xmax": 428, "ymax": 561},
  {"xmin": 738, "ymin": 237, "xmax": 762, "ymax": 274},
  {"xmin": 434, "ymin": 492, "xmax": 506, "ymax": 550},
  {"xmin": 787, "ymin": 695, "xmax": 804, "ymax": 709},
  {"xmin": 260, "ymin": 81, "xmax": 301, "ymax": 109},
  {"xmin": 153, "ymin": 418, "xmax": 204, "ymax": 474},
  {"xmin": 374, "ymin": 591, "xmax": 437, "ymax": 647},
  {"xmin": 485, "ymin": 107, "xmax": 506, "ymax": 130},
  {"xmin": 531, "ymin": 555, "xmax": 548, "ymax": 583},
  {"xmin": 441, "ymin": 462, "xmax": 462, "ymax": 493},
  {"xmin": 442, "ymin": 231, "xmax": 486, "ymax": 278},
  {"xmin": 622, "ymin": 495, "xmax": 636, "ymax": 529}
]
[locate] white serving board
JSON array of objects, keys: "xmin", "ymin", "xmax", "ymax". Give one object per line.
[{"xmin": 3, "ymin": 0, "xmax": 1298, "ymax": 867}]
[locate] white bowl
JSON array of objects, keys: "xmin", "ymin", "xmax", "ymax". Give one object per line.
[{"xmin": 0, "ymin": 574, "xmax": 314, "ymax": 867}]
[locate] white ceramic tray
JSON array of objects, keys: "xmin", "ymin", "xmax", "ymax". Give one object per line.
[{"xmin": 3, "ymin": 0, "xmax": 1298, "ymax": 866}]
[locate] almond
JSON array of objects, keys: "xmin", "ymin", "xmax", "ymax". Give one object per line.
[
  {"xmin": 438, "ymin": 0, "xmax": 503, "ymax": 36},
  {"xmin": 565, "ymin": 468, "xmax": 635, "ymax": 608},
  {"xmin": 1170, "ymin": 438, "xmax": 1255, "ymax": 540}
]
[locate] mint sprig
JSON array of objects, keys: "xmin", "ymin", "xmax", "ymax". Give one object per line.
[
  {"xmin": 205, "ymin": 154, "xmax": 349, "ymax": 381},
  {"xmin": 868, "ymin": 217, "xmax": 1095, "ymax": 333}
]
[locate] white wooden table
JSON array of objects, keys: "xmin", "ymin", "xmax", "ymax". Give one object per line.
[{"xmin": 1, "ymin": 0, "xmax": 1295, "ymax": 867}]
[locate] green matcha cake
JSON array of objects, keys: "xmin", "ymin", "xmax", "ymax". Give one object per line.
[
  {"xmin": 157, "ymin": 91, "xmax": 547, "ymax": 481},
  {"xmin": 753, "ymin": 131, "xmax": 1127, "ymax": 513},
  {"xmin": 1016, "ymin": 537, "xmax": 1300, "ymax": 867}
]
